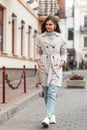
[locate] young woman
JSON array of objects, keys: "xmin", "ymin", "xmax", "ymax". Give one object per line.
[{"xmin": 35, "ymin": 15, "xmax": 67, "ymax": 127}]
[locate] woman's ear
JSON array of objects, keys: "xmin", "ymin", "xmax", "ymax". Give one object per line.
[{"xmin": 54, "ymin": 26, "xmax": 56, "ymax": 30}]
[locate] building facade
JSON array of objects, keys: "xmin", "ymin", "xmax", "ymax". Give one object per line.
[
  {"xmin": 0, "ymin": 0, "xmax": 40, "ymax": 83},
  {"xmin": 0, "ymin": 0, "xmax": 40, "ymax": 69},
  {"xmin": 74, "ymin": 0, "xmax": 87, "ymax": 68},
  {"xmin": 65, "ymin": 2, "xmax": 75, "ymax": 70},
  {"xmin": 1, "ymin": 0, "xmax": 66, "ymax": 83}
]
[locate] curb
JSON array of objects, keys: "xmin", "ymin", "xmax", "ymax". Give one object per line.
[{"xmin": 0, "ymin": 88, "xmax": 42, "ymax": 125}]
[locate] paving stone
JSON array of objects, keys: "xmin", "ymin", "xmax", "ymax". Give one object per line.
[{"xmin": 0, "ymin": 70, "xmax": 87, "ymax": 130}]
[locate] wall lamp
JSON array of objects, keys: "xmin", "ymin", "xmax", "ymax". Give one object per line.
[
  {"xmin": 26, "ymin": 25, "xmax": 32, "ymax": 34},
  {"xmin": 33, "ymin": 30, "xmax": 38, "ymax": 37},
  {"xmin": 27, "ymin": 0, "xmax": 34, "ymax": 4},
  {"xmin": 21, "ymin": 20, "xmax": 25, "ymax": 25},
  {"xmin": 9, "ymin": 13, "xmax": 17, "ymax": 24},
  {"xmin": 19, "ymin": 20, "xmax": 25, "ymax": 30},
  {"xmin": 28, "ymin": 25, "xmax": 32, "ymax": 33}
]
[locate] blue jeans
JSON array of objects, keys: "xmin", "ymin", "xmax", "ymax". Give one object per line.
[{"xmin": 42, "ymin": 84, "xmax": 59, "ymax": 118}]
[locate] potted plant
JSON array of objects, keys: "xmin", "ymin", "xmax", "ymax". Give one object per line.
[
  {"xmin": 67, "ymin": 73, "xmax": 85, "ymax": 88},
  {"xmin": 69, "ymin": 73, "xmax": 84, "ymax": 80}
]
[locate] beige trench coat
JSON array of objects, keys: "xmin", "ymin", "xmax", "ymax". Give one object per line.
[{"xmin": 35, "ymin": 32, "xmax": 67, "ymax": 87}]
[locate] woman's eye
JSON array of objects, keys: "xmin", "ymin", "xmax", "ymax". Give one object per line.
[{"xmin": 46, "ymin": 24, "xmax": 52, "ymax": 26}]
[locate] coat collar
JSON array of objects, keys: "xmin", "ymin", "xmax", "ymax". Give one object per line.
[
  {"xmin": 42, "ymin": 31, "xmax": 60, "ymax": 37},
  {"xmin": 41, "ymin": 32, "xmax": 61, "ymax": 47}
]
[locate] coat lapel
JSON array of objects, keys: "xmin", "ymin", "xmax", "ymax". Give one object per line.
[{"xmin": 42, "ymin": 32, "xmax": 60, "ymax": 47}]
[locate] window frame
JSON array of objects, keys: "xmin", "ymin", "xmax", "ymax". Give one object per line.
[
  {"xmin": 84, "ymin": 15, "xmax": 87, "ymax": 27},
  {"xmin": 68, "ymin": 28, "xmax": 74, "ymax": 40},
  {"xmin": 84, "ymin": 36, "xmax": 87, "ymax": 47},
  {"xmin": 0, "ymin": 7, "xmax": 3, "ymax": 52}
]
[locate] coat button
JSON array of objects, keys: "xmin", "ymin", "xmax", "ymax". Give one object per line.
[
  {"xmin": 46, "ymin": 46, "xmax": 48, "ymax": 48},
  {"xmin": 46, "ymin": 55, "xmax": 48, "ymax": 58},
  {"xmin": 52, "ymin": 56, "xmax": 54, "ymax": 58},
  {"xmin": 52, "ymin": 46, "xmax": 55, "ymax": 48}
]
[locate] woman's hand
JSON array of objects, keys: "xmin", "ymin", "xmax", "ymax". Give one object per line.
[
  {"xmin": 54, "ymin": 60, "xmax": 65, "ymax": 68},
  {"xmin": 59, "ymin": 61, "xmax": 65, "ymax": 67},
  {"xmin": 36, "ymin": 59, "xmax": 44, "ymax": 68}
]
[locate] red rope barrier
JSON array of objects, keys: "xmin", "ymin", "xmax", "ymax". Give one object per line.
[
  {"xmin": 5, "ymin": 73, "xmax": 23, "ymax": 89},
  {"xmin": 2, "ymin": 65, "xmax": 27, "ymax": 103}
]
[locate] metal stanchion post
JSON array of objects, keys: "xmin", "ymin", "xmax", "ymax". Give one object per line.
[
  {"xmin": 2, "ymin": 66, "xmax": 6, "ymax": 103},
  {"xmin": 23, "ymin": 65, "xmax": 26, "ymax": 93}
]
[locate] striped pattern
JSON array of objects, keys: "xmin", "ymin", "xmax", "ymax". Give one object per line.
[{"xmin": 37, "ymin": 0, "xmax": 59, "ymax": 16}]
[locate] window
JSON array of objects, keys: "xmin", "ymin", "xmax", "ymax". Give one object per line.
[
  {"xmin": 27, "ymin": 26, "xmax": 32, "ymax": 58},
  {"xmin": 34, "ymin": 30, "xmax": 38, "ymax": 59},
  {"xmin": 12, "ymin": 19, "xmax": 15, "ymax": 54},
  {"xmin": 84, "ymin": 16, "xmax": 87, "ymax": 27},
  {"xmin": 85, "ymin": 54, "xmax": 87, "ymax": 57},
  {"xmin": 20, "ymin": 20, "xmax": 25, "ymax": 57},
  {"xmin": 0, "ymin": 25, "xmax": 2, "ymax": 51},
  {"xmin": 0, "ymin": 10, "xmax": 3, "ymax": 21},
  {"xmin": 0, "ymin": 7, "xmax": 3, "ymax": 52},
  {"xmin": 68, "ymin": 28, "xmax": 74, "ymax": 40},
  {"xmin": 21, "ymin": 25, "xmax": 24, "ymax": 56},
  {"xmin": 11, "ymin": 13, "xmax": 17, "ymax": 55},
  {"xmin": 84, "ymin": 37, "xmax": 87, "ymax": 47}
]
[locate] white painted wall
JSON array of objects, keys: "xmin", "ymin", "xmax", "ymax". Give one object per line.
[
  {"xmin": 74, "ymin": 0, "xmax": 87, "ymax": 63},
  {"xmin": 65, "ymin": 2, "xmax": 74, "ymax": 49},
  {"xmin": 66, "ymin": 17, "xmax": 74, "ymax": 48},
  {"xmin": 0, "ymin": 0, "xmax": 39, "ymax": 68}
]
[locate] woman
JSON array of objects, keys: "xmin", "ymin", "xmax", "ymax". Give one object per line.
[{"xmin": 35, "ymin": 15, "xmax": 67, "ymax": 127}]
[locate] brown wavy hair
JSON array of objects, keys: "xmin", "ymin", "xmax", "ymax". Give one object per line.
[{"xmin": 41, "ymin": 15, "xmax": 61, "ymax": 33}]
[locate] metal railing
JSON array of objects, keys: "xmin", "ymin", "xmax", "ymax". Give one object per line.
[{"xmin": 2, "ymin": 65, "xmax": 26, "ymax": 103}]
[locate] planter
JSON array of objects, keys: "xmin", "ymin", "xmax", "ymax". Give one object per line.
[{"xmin": 67, "ymin": 79, "xmax": 86, "ymax": 88}]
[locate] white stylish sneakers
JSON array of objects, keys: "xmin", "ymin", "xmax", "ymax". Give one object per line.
[
  {"xmin": 42, "ymin": 115, "xmax": 56, "ymax": 127},
  {"xmin": 42, "ymin": 117, "xmax": 49, "ymax": 127},
  {"xmin": 49, "ymin": 114, "xmax": 56, "ymax": 124}
]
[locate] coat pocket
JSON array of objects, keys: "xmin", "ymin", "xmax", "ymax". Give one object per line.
[
  {"xmin": 38, "ymin": 66, "xmax": 48, "ymax": 86},
  {"xmin": 40, "ymin": 55, "xmax": 46, "ymax": 67}
]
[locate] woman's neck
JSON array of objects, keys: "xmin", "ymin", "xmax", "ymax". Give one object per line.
[{"xmin": 46, "ymin": 31, "xmax": 56, "ymax": 36}]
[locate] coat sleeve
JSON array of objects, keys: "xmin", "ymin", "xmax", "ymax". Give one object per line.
[
  {"xmin": 35, "ymin": 35, "xmax": 42, "ymax": 60},
  {"xmin": 60, "ymin": 36, "xmax": 67, "ymax": 62}
]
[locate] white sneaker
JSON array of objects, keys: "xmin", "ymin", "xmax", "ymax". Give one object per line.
[
  {"xmin": 42, "ymin": 117, "xmax": 49, "ymax": 127},
  {"xmin": 49, "ymin": 114, "xmax": 56, "ymax": 124}
]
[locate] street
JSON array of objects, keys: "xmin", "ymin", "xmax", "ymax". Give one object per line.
[
  {"xmin": 0, "ymin": 70, "xmax": 87, "ymax": 130},
  {"xmin": 0, "ymin": 0, "xmax": 87, "ymax": 129}
]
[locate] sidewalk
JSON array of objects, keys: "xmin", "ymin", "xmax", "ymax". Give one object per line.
[
  {"xmin": 0, "ymin": 76, "xmax": 42, "ymax": 125},
  {"xmin": 0, "ymin": 70, "xmax": 76, "ymax": 125},
  {"xmin": 0, "ymin": 70, "xmax": 87, "ymax": 130}
]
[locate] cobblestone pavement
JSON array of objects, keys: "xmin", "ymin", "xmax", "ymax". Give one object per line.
[{"xmin": 0, "ymin": 70, "xmax": 87, "ymax": 130}]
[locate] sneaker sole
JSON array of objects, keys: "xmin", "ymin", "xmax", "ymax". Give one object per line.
[
  {"xmin": 42, "ymin": 122, "xmax": 49, "ymax": 127},
  {"xmin": 49, "ymin": 121, "xmax": 56, "ymax": 124}
]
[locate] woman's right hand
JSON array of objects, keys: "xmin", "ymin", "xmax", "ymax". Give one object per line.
[{"xmin": 37, "ymin": 59, "xmax": 44, "ymax": 68}]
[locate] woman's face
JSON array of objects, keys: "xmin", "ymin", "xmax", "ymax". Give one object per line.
[{"xmin": 45, "ymin": 20, "xmax": 55, "ymax": 32}]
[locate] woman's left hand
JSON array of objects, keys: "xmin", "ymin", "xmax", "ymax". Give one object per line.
[{"xmin": 55, "ymin": 61, "xmax": 65, "ymax": 68}]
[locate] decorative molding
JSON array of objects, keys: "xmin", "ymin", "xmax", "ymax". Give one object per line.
[
  {"xmin": 17, "ymin": 0, "xmax": 39, "ymax": 20},
  {"xmin": 0, "ymin": 53, "xmax": 36, "ymax": 62}
]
